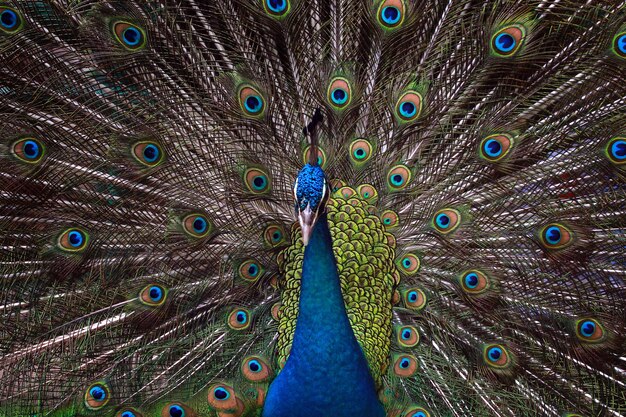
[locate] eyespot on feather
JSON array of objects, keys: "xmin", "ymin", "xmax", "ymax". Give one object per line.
[
  {"xmin": 263, "ymin": 0, "xmax": 291, "ymax": 18},
  {"xmin": 539, "ymin": 223, "xmax": 573, "ymax": 250},
  {"xmin": 392, "ymin": 354, "xmax": 417, "ymax": 377},
  {"xmin": 238, "ymin": 259, "xmax": 264, "ymax": 282},
  {"xmin": 575, "ymin": 318, "xmax": 605, "ymax": 343},
  {"xmin": 131, "ymin": 141, "xmax": 164, "ymax": 167},
  {"xmin": 263, "ymin": 224, "xmax": 287, "ymax": 247},
  {"xmin": 356, "ymin": 184, "xmax": 378, "ymax": 203},
  {"xmin": 0, "ymin": 6, "xmax": 23, "ymax": 34},
  {"xmin": 405, "ymin": 407, "xmax": 431, "ymax": 417},
  {"xmin": 380, "ymin": 210, "xmax": 399, "ymax": 229},
  {"xmin": 11, "ymin": 137, "xmax": 45, "ymax": 164},
  {"xmin": 161, "ymin": 403, "xmax": 193, "ymax": 417},
  {"xmin": 397, "ymin": 254, "xmax": 420, "ymax": 275},
  {"xmin": 460, "ymin": 270, "xmax": 489, "ymax": 294},
  {"xmin": 479, "ymin": 134, "xmax": 513, "ymax": 162},
  {"xmin": 241, "ymin": 356, "xmax": 272, "ymax": 382},
  {"xmin": 117, "ymin": 408, "xmax": 143, "ymax": 417},
  {"xmin": 303, "ymin": 145, "xmax": 326, "ymax": 168},
  {"xmin": 244, "ymin": 167, "xmax": 271, "ymax": 194},
  {"xmin": 606, "ymin": 137, "xmax": 626, "ymax": 165},
  {"xmin": 112, "ymin": 21, "xmax": 146, "ymax": 50},
  {"xmin": 139, "ymin": 284, "xmax": 167, "ymax": 307},
  {"xmin": 228, "ymin": 308, "xmax": 251, "ymax": 330},
  {"xmin": 327, "ymin": 77, "xmax": 352, "ymax": 109},
  {"xmin": 483, "ymin": 344, "xmax": 512, "ymax": 368},
  {"xmin": 491, "ymin": 24, "xmax": 526, "ymax": 57},
  {"xmin": 238, "ymin": 85, "xmax": 266, "ymax": 118},
  {"xmin": 432, "ymin": 208, "xmax": 461, "ymax": 234},
  {"xmin": 387, "ymin": 164, "xmax": 412, "ymax": 190},
  {"xmin": 84, "ymin": 382, "xmax": 111, "ymax": 410},
  {"xmin": 395, "ymin": 91, "xmax": 423, "ymax": 122},
  {"xmin": 335, "ymin": 186, "xmax": 356, "ymax": 199},
  {"xmin": 376, "ymin": 0, "xmax": 406, "ymax": 30},
  {"xmin": 613, "ymin": 31, "xmax": 626, "ymax": 59},
  {"xmin": 58, "ymin": 228, "xmax": 89, "ymax": 252},
  {"xmin": 349, "ymin": 139, "xmax": 373, "ymax": 165},
  {"xmin": 207, "ymin": 384, "xmax": 238, "ymax": 411},
  {"xmin": 182, "ymin": 214, "xmax": 211, "ymax": 238},
  {"xmin": 403, "ymin": 288, "xmax": 427, "ymax": 311},
  {"xmin": 396, "ymin": 325, "xmax": 419, "ymax": 347}
]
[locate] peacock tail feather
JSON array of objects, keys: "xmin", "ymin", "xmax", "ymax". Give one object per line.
[{"xmin": 0, "ymin": 0, "xmax": 625, "ymax": 416}]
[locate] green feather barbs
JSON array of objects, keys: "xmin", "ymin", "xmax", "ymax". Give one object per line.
[{"xmin": 112, "ymin": 21, "xmax": 146, "ymax": 51}]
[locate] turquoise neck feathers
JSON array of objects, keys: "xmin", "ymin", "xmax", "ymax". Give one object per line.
[{"xmin": 263, "ymin": 213, "xmax": 385, "ymax": 417}]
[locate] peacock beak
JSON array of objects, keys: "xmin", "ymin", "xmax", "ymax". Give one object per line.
[{"xmin": 298, "ymin": 205, "xmax": 318, "ymax": 246}]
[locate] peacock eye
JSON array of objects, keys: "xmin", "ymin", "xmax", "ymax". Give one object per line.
[
  {"xmin": 356, "ymin": 184, "xmax": 378, "ymax": 202},
  {"xmin": 132, "ymin": 141, "xmax": 164, "ymax": 167},
  {"xmin": 576, "ymin": 318, "xmax": 605, "ymax": 343},
  {"xmin": 263, "ymin": 224, "xmax": 287, "ymax": 247},
  {"xmin": 112, "ymin": 21, "xmax": 146, "ymax": 50},
  {"xmin": 613, "ymin": 32, "xmax": 626, "ymax": 58},
  {"xmin": 84, "ymin": 382, "xmax": 110, "ymax": 410},
  {"xmin": 460, "ymin": 270, "xmax": 489, "ymax": 294},
  {"xmin": 397, "ymin": 325, "xmax": 419, "ymax": 347},
  {"xmin": 336, "ymin": 186, "xmax": 356, "ymax": 199},
  {"xmin": 330, "ymin": 178, "xmax": 345, "ymax": 193},
  {"xmin": 118, "ymin": 410, "xmax": 139, "ymax": 417},
  {"xmin": 238, "ymin": 259, "xmax": 264, "ymax": 282},
  {"xmin": 380, "ymin": 210, "xmax": 399, "ymax": 229},
  {"xmin": 484, "ymin": 344, "xmax": 511, "ymax": 368},
  {"xmin": 397, "ymin": 254, "xmax": 420, "ymax": 275},
  {"xmin": 539, "ymin": 223, "xmax": 573, "ymax": 249},
  {"xmin": 406, "ymin": 408, "xmax": 430, "ymax": 417},
  {"xmin": 479, "ymin": 134, "xmax": 513, "ymax": 162},
  {"xmin": 606, "ymin": 137, "xmax": 626, "ymax": 165},
  {"xmin": 349, "ymin": 139, "xmax": 373, "ymax": 164},
  {"xmin": 239, "ymin": 85, "xmax": 266, "ymax": 117},
  {"xmin": 244, "ymin": 167, "xmax": 271, "ymax": 194},
  {"xmin": 393, "ymin": 354, "xmax": 417, "ymax": 377},
  {"xmin": 432, "ymin": 208, "xmax": 461, "ymax": 234},
  {"xmin": 403, "ymin": 288, "xmax": 427, "ymax": 311},
  {"xmin": 327, "ymin": 77, "xmax": 352, "ymax": 109},
  {"xmin": 12, "ymin": 138, "xmax": 45, "ymax": 164},
  {"xmin": 377, "ymin": 0, "xmax": 405, "ymax": 29},
  {"xmin": 182, "ymin": 213, "xmax": 211, "ymax": 238},
  {"xmin": 164, "ymin": 403, "xmax": 189, "ymax": 417},
  {"xmin": 0, "ymin": 7, "xmax": 23, "ymax": 34},
  {"xmin": 387, "ymin": 164, "xmax": 412, "ymax": 190},
  {"xmin": 228, "ymin": 308, "xmax": 251, "ymax": 330},
  {"xmin": 58, "ymin": 228, "xmax": 89, "ymax": 252},
  {"xmin": 264, "ymin": 0, "xmax": 290, "ymax": 17},
  {"xmin": 491, "ymin": 24, "xmax": 526, "ymax": 57},
  {"xmin": 207, "ymin": 383, "xmax": 239, "ymax": 412},
  {"xmin": 139, "ymin": 284, "xmax": 167, "ymax": 306},
  {"xmin": 242, "ymin": 356, "xmax": 272, "ymax": 381},
  {"xmin": 303, "ymin": 145, "xmax": 326, "ymax": 167},
  {"xmin": 395, "ymin": 91, "xmax": 423, "ymax": 122}
]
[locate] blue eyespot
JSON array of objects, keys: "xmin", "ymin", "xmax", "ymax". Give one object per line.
[
  {"xmin": 123, "ymin": 27, "xmax": 141, "ymax": 46},
  {"xmin": 408, "ymin": 291, "xmax": 418, "ymax": 302},
  {"xmin": 580, "ymin": 320, "xmax": 596, "ymax": 337},
  {"xmin": 615, "ymin": 33, "xmax": 626, "ymax": 56},
  {"xmin": 272, "ymin": 231, "xmax": 282, "ymax": 242},
  {"xmin": 610, "ymin": 139, "xmax": 626, "ymax": 161},
  {"xmin": 68, "ymin": 230, "xmax": 84, "ymax": 247},
  {"xmin": 252, "ymin": 175, "xmax": 267, "ymax": 190},
  {"xmin": 148, "ymin": 286, "xmax": 163, "ymax": 302},
  {"xmin": 244, "ymin": 95, "xmax": 263, "ymax": 114},
  {"xmin": 402, "ymin": 329, "xmax": 412, "ymax": 340},
  {"xmin": 354, "ymin": 148, "xmax": 365, "ymax": 159},
  {"xmin": 544, "ymin": 226, "xmax": 561, "ymax": 245},
  {"xmin": 22, "ymin": 140, "xmax": 41, "ymax": 159},
  {"xmin": 402, "ymin": 258, "xmax": 411, "ymax": 268},
  {"xmin": 412, "ymin": 413, "xmax": 427, "ymax": 417},
  {"xmin": 464, "ymin": 273, "xmax": 479, "ymax": 289},
  {"xmin": 143, "ymin": 144, "xmax": 159, "ymax": 163},
  {"xmin": 236, "ymin": 311, "xmax": 247, "ymax": 324},
  {"xmin": 0, "ymin": 9, "xmax": 18, "ymax": 30},
  {"xmin": 494, "ymin": 33, "xmax": 516, "ymax": 53},
  {"xmin": 331, "ymin": 88, "xmax": 348, "ymax": 105},
  {"xmin": 487, "ymin": 346, "xmax": 502, "ymax": 362},
  {"xmin": 169, "ymin": 405, "xmax": 185, "ymax": 417},
  {"xmin": 247, "ymin": 263, "xmax": 259, "ymax": 277},
  {"xmin": 399, "ymin": 101, "xmax": 417, "ymax": 118},
  {"xmin": 214, "ymin": 387, "xmax": 230, "ymax": 400},
  {"xmin": 192, "ymin": 217, "xmax": 207, "ymax": 234},
  {"xmin": 483, "ymin": 139, "xmax": 502, "ymax": 158},
  {"xmin": 391, "ymin": 174, "xmax": 404, "ymax": 186},
  {"xmin": 121, "ymin": 412, "xmax": 136, "ymax": 417},
  {"xmin": 399, "ymin": 358, "xmax": 410, "ymax": 368},
  {"xmin": 435, "ymin": 213, "xmax": 450, "ymax": 229},
  {"xmin": 248, "ymin": 359, "xmax": 262, "ymax": 372},
  {"xmin": 266, "ymin": 0, "xmax": 287, "ymax": 13},
  {"xmin": 89, "ymin": 386, "xmax": 106, "ymax": 401},
  {"xmin": 381, "ymin": 6, "xmax": 401, "ymax": 25}
]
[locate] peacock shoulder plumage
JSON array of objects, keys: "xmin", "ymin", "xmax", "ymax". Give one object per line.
[{"xmin": 0, "ymin": 0, "xmax": 625, "ymax": 416}]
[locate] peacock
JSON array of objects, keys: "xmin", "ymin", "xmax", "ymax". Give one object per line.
[{"xmin": 1, "ymin": 0, "xmax": 625, "ymax": 416}]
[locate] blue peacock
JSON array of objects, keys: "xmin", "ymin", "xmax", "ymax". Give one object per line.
[{"xmin": 0, "ymin": 1, "xmax": 625, "ymax": 417}]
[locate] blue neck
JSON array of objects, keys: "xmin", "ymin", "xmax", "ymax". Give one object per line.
[{"xmin": 263, "ymin": 214, "xmax": 384, "ymax": 417}]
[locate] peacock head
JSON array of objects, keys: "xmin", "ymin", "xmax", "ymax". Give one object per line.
[{"xmin": 294, "ymin": 163, "xmax": 329, "ymax": 246}]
